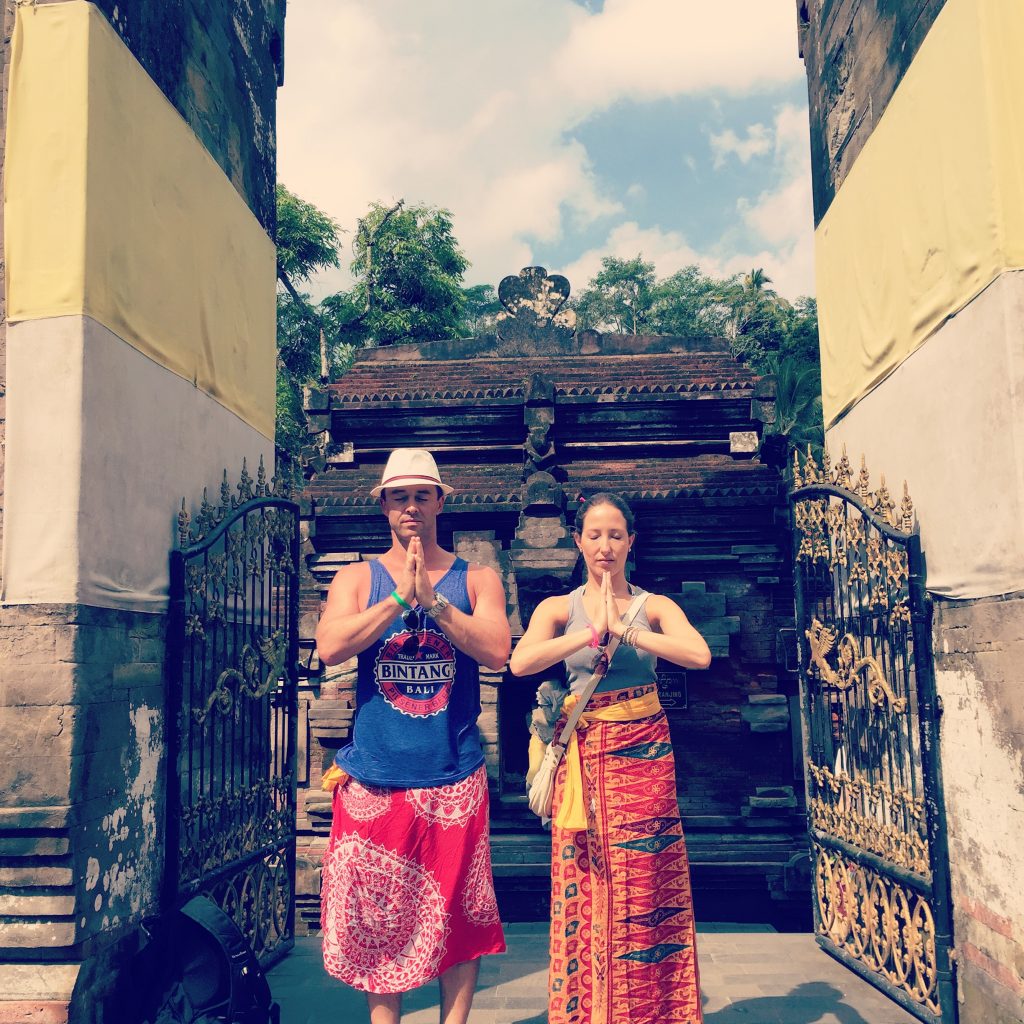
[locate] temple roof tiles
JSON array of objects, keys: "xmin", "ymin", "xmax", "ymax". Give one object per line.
[
  {"xmin": 327, "ymin": 353, "xmax": 757, "ymax": 405},
  {"xmin": 306, "ymin": 455, "xmax": 779, "ymax": 510}
]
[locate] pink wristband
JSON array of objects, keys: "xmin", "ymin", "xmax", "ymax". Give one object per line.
[{"xmin": 588, "ymin": 624, "xmax": 601, "ymax": 648}]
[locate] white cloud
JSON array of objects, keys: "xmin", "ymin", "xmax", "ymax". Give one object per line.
[
  {"xmin": 709, "ymin": 124, "xmax": 771, "ymax": 168},
  {"xmin": 553, "ymin": 0, "xmax": 804, "ymax": 116},
  {"xmin": 733, "ymin": 104, "xmax": 815, "ymax": 296},
  {"xmin": 561, "ymin": 222, "xmax": 703, "ymax": 293},
  {"xmin": 276, "ymin": 1, "xmax": 810, "ymax": 298},
  {"xmin": 559, "ymin": 105, "xmax": 815, "ymax": 300}
]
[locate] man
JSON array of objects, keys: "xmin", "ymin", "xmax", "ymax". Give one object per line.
[{"xmin": 316, "ymin": 448, "xmax": 511, "ymax": 1024}]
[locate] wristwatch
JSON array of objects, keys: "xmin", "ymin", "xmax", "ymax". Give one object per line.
[{"xmin": 424, "ymin": 592, "xmax": 451, "ymax": 618}]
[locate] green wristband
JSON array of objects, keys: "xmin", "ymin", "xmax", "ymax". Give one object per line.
[{"xmin": 391, "ymin": 589, "xmax": 413, "ymax": 611}]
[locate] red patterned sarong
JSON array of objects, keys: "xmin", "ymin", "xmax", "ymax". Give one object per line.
[
  {"xmin": 321, "ymin": 764, "xmax": 506, "ymax": 993},
  {"xmin": 549, "ymin": 686, "xmax": 703, "ymax": 1024}
]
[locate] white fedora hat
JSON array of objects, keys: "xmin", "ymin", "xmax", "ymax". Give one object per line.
[{"xmin": 370, "ymin": 448, "xmax": 454, "ymax": 497}]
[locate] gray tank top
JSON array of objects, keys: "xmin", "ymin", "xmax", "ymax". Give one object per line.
[{"xmin": 563, "ymin": 586, "xmax": 658, "ymax": 695}]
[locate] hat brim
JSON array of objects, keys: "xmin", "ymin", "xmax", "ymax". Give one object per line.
[{"xmin": 371, "ymin": 476, "xmax": 455, "ymax": 498}]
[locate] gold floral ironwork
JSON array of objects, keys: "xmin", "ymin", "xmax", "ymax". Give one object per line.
[
  {"xmin": 805, "ymin": 618, "xmax": 907, "ymax": 713},
  {"xmin": 806, "ymin": 761, "xmax": 928, "ymax": 874},
  {"xmin": 814, "ymin": 844, "xmax": 939, "ymax": 1014},
  {"xmin": 794, "ymin": 448, "xmax": 951, "ymax": 1017},
  {"xmin": 193, "ymin": 631, "xmax": 289, "ymax": 723},
  {"xmin": 178, "ymin": 455, "xmax": 292, "ymax": 547},
  {"xmin": 792, "ymin": 446, "xmax": 914, "ymax": 534},
  {"xmin": 171, "ymin": 464, "xmax": 298, "ymax": 969}
]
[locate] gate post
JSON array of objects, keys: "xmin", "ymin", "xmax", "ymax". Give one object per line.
[{"xmin": 908, "ymin": 534, "xmax": 957, "ymax": 1019}]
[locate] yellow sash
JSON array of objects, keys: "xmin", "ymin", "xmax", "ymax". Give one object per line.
[
  {"xmin": 321, "ymin": 763, "xmax": 349, "ymax": 793},
  {"xmin": 556, "ymin": 690, "xmax": 662, "ymax": 830}
]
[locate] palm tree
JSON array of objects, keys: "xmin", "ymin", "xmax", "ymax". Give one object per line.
[
  {"xmin": 760, "ymin": 353, "xmax": 824, "ymax": 464},
  {"xmin": 743, "ymin": 267, "xmax": 776, "ymax": 295}
]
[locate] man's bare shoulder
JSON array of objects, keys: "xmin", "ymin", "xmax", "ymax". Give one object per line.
[
  {"xmin": 327, "ymin": 560, "xmax": 371, "ymax": 592},
  {"xmin": 465, "ymin": 561, "xmax": 502, "ymax": 583}
]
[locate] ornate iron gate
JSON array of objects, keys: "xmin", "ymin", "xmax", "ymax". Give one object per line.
[
  {"xmin": 165, "ymin": 461, "xmax": 299, "ymax": 967},
  {"xmin": 790, "ymin": 450, "xmax": 956, "ymax": 1023}
]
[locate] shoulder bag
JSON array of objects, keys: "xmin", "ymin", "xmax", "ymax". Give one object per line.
[{"xmin": 526, "ymin": 591, "xmax": 649, "ymax": 820}]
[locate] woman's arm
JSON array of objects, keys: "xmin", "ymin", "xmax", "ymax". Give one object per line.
[
  {"xmin": 608, "ymin": 587, "xmax": 711, "ymax": 670},
  {"xmin": 509, "ymin": 595, "xmax": 592, "ymax": 677}
]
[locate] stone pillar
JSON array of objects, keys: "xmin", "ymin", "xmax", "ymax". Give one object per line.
[
  {"xmin": 0, "ymin": 2, "xmax": 283, "ymax": 1019},
  {"xmin": 510, "ymin": 372, "xmax": 578, "ymax": 623}
]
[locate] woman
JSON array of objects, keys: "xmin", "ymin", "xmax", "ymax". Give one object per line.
[{"xmin": 510, "ymin": 492, "xmax": 711, "ymax": 1024}]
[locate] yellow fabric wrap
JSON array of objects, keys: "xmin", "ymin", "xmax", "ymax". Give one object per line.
[
  {"xmin": 555, "ymin": 690, "xmax": 663, "ymax": 831},
  {"xmin": 815, "ymin": 0, "xmax": 1024, "ymax": 427},
  {"xmin": 321, "ymin": 764, "xmax": 350, "ymax": 794},
  {"xmin": 5, "ymin": 2, "xmax": 276, "ymax": 438}
]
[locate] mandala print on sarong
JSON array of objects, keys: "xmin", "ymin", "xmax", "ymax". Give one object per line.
[
  {"xmin": 406, "ymin": 768, "xmax": 485, "ymax": 829},
  {"xmin": 462, "ymin": 832, "xmax": 500, "ymax": 926},
  {"xmin": 321, "ymin": 833, "xmax": 449, "ymax": 993},
  {"xmin": 340, "ymin": 777, "xmax": 392, "ymax": 822}
]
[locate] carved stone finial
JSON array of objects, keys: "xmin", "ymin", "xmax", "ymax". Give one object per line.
[
  {"xmin": 498, "ymin": 266, "xmax": 571, "ymax": 323},
  {"xmin": 492, "ymin": 267, "xmax": 577, "ymax": 350}
]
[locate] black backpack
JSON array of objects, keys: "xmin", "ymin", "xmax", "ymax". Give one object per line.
[{"xmin": 120, "ymin": 896, "xmax": 280, "ymax": 1024}]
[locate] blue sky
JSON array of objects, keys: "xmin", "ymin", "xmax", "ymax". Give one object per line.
[{"xmin": 277, "ymin": 1, "xmax": 814, "ymax": 302}]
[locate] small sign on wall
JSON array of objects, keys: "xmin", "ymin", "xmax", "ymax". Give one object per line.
[{"xmin": 657, "ymin": 669, "xmax": 688, "ymax": 710}]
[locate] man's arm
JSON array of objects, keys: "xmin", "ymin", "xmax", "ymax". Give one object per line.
[
  {"xmin": 315, "ymin": 547, "xmax": 416, "ymax": 666},
  {"xmin": 423, "ymin": 562, "xmax": 511, "ymax": 671}
]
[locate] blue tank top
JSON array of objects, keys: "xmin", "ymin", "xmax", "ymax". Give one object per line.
[
  {"xmin": 334, "ymin": 557, "xmax": 484, "ymax": 787},
  {"xmin": 563, "ymin": 586, "xmax": 658, "ymax": 694}
]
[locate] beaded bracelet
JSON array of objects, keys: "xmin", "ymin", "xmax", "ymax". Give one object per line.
[{"xmin": 622, "ymin": 625, "xmax": 643, "ymax": 648}]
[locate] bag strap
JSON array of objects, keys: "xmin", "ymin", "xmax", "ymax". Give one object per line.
[{"xmin": 555, "ymin": 591, "xmax": 650, "ymax": 747}]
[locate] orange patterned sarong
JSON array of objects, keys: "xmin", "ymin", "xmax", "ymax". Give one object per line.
[{"xmin": 549, "ymin": 685, "xmax": 703, "ymax": 1024}]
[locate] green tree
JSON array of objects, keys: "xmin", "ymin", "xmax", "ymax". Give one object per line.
[
  {"xmin": 273, "ymin": 191, "xmax": 477, "ymax": 468},
  {"xmin": 462, "ymin": 283, "xmax": 503, "ymax": 336},
  {"xmin": 571, "ymin": 255, "xmax": 824, "ymax": 458},
  {"xmin": 351, "ymin": 201, "xmax": 469, "ymax": 346},
  {"xmin": 649, "ymin": 265, "xmax": 734, "ymax": 338},
  {"xmin": 718, "ymin": 267, "xmax": 794, "ymax": 368},
  {"xmin": 274, "ymin": 186, "xmax": 355, "ymax": 470},
  {"xmin": 574, "ymin": 256, "xmax": 658, "ymax": 334},
  {"xmin": 779, "ymin": 296, "xmax": 820, "ymax": 367},
  {"xmin": 276, "ymin": 184, "xmax": 342, "ymax": 290}
]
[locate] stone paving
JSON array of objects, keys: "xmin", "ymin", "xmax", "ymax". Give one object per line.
[{"xmin": 267, "ymin": 923, "xmax": 919, "ymax": 1024}]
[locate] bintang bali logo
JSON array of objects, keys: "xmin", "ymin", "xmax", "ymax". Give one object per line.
[{"xmin": 375, "ymin": 626, "xmax": 456, "ymax": 717}]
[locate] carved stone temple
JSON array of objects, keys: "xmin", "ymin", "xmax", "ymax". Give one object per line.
[{"xmin": 294, "ymin": 266, "xmax": 809, "ymax": 927}]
